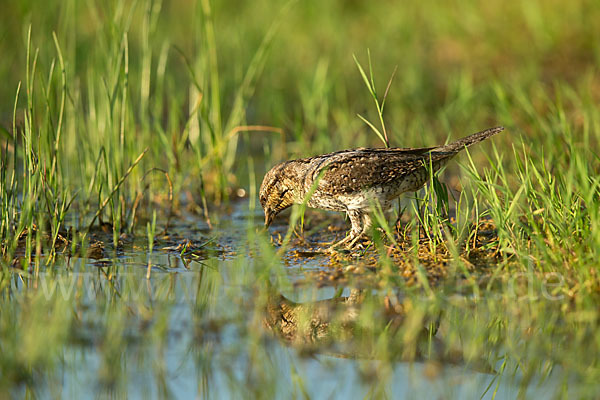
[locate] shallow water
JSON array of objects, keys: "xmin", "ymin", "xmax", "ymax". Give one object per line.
[{"xmin": 4, "ymin": 201, "xmax": 573, "ymax": 399}]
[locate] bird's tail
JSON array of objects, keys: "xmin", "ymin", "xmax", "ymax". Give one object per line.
[{"xmin": 438, "ymin": 126, "xmax": 504, "ymax": 153}]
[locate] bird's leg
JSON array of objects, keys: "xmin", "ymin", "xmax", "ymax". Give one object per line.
[
  {"xmin": 329, "ymin": 210, "xmax": 365, "ymax": 250},
  {"xmin": 346, "ymin": 213, "xmax": 372, "ymax": 249}
]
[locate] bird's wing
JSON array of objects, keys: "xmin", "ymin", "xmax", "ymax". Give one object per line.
[{"xmin": 313, "ymin": 148, "xmax": 450, "ymax": 195}]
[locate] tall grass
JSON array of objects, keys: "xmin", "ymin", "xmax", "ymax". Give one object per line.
[{"xmin": 0, "ymin": 0, "xmax": 291, "ymax": 263}]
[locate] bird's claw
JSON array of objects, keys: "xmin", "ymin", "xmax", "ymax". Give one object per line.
[{"xmin": 326, "ymin": 233, "xmax": 369, "ymax": 252}]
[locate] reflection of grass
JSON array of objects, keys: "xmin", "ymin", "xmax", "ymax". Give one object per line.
[{"xmin": 0, "ymin": 0, "xmax": 600, "ymax": 397}]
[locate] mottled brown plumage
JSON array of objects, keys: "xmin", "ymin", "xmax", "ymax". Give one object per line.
[{"xmin": 260, "ymin": 126, "xmax": 504, "ymax": 249}]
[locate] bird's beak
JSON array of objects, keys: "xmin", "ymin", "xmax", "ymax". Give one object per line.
[{"xmin": 264, "ymin": 211, "xmax": 274, "ymax": 227}]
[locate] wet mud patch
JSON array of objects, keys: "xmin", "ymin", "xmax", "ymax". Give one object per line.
[
  {"xmin": 7, "ymin": 200, "xmax": 501, "ymax": 290},
  {"xmin": 6, "ymin": 217, "xmax": 229, "ymax": 271},
  {"xmin": 269, "ymin": 211, "xmax": 502, "ymax": 288}
]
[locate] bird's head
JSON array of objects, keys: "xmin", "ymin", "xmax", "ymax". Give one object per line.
[{"xmin": 259, "ymin": 162, "xmax": 298, "ymax": 227}]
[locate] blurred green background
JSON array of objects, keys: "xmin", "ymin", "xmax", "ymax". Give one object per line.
[{"xmin": 2, "ymin": 0, "xmax": 598, "ymax": 169}]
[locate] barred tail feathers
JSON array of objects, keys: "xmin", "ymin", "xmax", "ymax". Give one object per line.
[{"xmin": 439, "ymin": 126, "xmax": 504, "ymax": 153}]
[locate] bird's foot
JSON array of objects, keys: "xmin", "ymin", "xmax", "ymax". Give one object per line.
[
  {"xmin": 327, "ymin": 232, "xmax": 369, "ymax": 252},
  {"xmin": 347, "ymin": 233, "xmax": 368, "ymax": 249},
  {"xmin": 326, "ymin": 235, "xmax": 353, "ymax": 252}
]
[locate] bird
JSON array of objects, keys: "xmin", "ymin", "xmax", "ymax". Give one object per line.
[{"xmin": 260, "ymin": 126, "xmax": 504, "ymax": 249}]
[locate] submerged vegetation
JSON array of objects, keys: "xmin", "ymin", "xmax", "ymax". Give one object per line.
[{"xmin": 1, "ymin": 0, "xmax": 600, "ymax": 397}]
